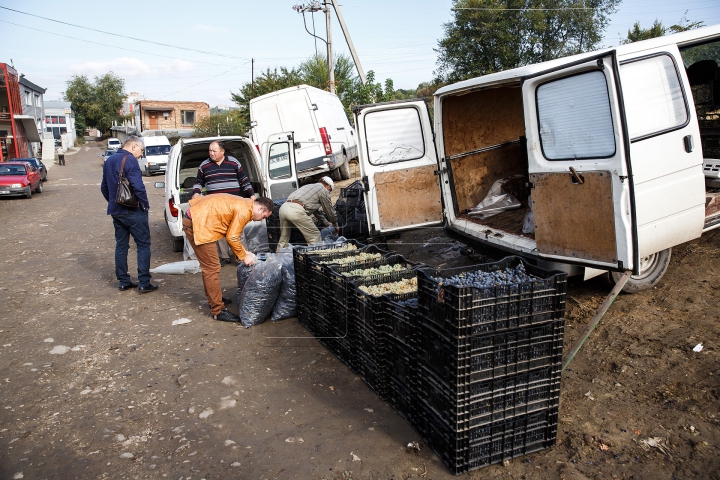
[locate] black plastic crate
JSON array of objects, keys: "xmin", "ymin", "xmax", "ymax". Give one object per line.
[
  {"xmin": 416, "ymin": 363, "xmax": 561, "ymax": 431},
  {"xmin": 385, "ymin": 294, "xmax": 420, "ymax": 349},
  {"xmin": 416, "ymin": 318, "xmax": 564, "ymax": 387},
  {"xmin": 293, "ymin": 239, "xmax": 366, "ymax": 287},
  {"xmin": 417, "ymin": 256, "xmax": 567, "ymax": 338},
  {"xmin": 418, "ymin": 404, "xmax": 559, "ymax": 475},
  {"xmin": 385, "ymin": 334, "xmax": 416, "ymax": 390},
  {"xmin": 388, "ymin": 375, "xmax": 415, "ymax": 425},
  {"xmin": 306, "ymin": 244, "xmax": 387, "ymax": 291},
  {"xmin": 357, "ymin": 350, "xmax": 388, "ymax": 399},
  {"xmin": 326, "ymin": 254, "xmax": 418, "ymax": 309}
]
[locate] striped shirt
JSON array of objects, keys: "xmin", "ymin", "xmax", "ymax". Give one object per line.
[{"xmin": 193, "ymin": 156, "xmax": 254, "ymax": 198}]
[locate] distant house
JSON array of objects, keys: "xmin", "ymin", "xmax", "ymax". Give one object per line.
[
  {"xmin": 121, "ymin": 91, "xmax": 145, "ymax": 116},
  {"xmin": 19, "ymin": 74, "xmax": 46, "ymax": 157},
  {"xmin": 44, "ymin": 101, "xmax": 76, "ymax": 149},
  {"xmin": 134, "ymin": 100, "xmax": 209, "ymax": 135},
  {"xmin": 0, "ymin": 62, "xmax": 42, "ymax": 161}
]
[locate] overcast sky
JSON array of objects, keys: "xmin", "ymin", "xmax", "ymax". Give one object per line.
[{"xmin": 2, "ymin": 0, "xmax": 719, "ymax": 107}]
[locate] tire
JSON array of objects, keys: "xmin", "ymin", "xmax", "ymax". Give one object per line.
[
  {"xmin": 329, "ymin": 166, "xmax": 343, "ymax": 181},
  {"xmin": 35, "ymin": 181, "xmax": 43, "ymax": 194},
  {"xmin": 172, "ymin": 235, "xmax": 184, "ymax": 252},
  {"xmin": 610, "ymin": 248, "xmax": 672, "ymax": 293},
  {"xmin": 143, "ymin": 167, "xmax": 149, "ymax": 177},
  {"xmin": 25, "ymin": 186, "xmax": 32, "ymax": 199},
  {"xmin": 338, "ymin": 160, "xmax": 351, "ymax": 180}
]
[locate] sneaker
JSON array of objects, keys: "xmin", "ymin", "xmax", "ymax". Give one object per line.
[
  {"xmin": 222, "ymin": 297, "xmax": 233, "ymax": 305},
  {"xmin": 213, "ymin": 308, "xmax": 240, "ymax": 323},
  {"xmin": 220, "ymin": 258, "xmax": 232, "ymax": 267}
]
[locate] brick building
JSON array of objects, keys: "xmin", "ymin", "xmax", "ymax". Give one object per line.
[{"xmin": 134, "ymin": 100, "xmax": 209, "ymax": 134}]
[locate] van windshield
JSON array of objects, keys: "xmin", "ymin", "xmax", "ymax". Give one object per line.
[{"xmin": 146, "ymin": 145, "xmax": 170, "ymax": 156}]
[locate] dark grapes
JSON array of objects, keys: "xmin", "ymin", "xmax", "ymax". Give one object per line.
[
  {"xmin": 435, "ymin": 263, "xmax": 535, "ymax": 288},
  {"xmin": 396, "ymin": 297, "xmax": 419, "ymax": 308}
]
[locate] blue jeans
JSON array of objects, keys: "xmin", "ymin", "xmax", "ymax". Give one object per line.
[{"xmin": 112, "ymin": 208, "xmax": 152, "ymax": 287}]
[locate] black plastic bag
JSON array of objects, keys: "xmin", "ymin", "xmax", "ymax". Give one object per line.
[
  {"xmin": 271, "ymin": 247, "xmax": 296, "ymax": 322},
  {"xmin": 239, "ymin": 255, "xmax": 283, "ymax": 328}
]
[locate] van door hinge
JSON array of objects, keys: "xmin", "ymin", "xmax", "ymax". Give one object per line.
[
  {"xmin": 433, "ymin": 168, "xmax": 446, "ymax": 176},
  {"xmin": 619, "ymin": 176, "xmax": 627, "ymax": 182}
]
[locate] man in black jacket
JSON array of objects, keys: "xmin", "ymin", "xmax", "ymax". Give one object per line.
[{"xmin": 100, "ymin": 136, "xmax": 158, "ymax": 293}]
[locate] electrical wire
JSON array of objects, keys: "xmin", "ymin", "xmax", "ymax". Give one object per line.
[
  {"xmin": 302, "ymin": 11, "xmax": 328, "ymax": 47},
  {"xmin": 0, "ymin": 19, "xmax": 241, "ymax": 67},
  {"xmin": 0, "ymin": 5, "xmax": 251, "ymax": 61},
  {"xmin": 157, "ymin": 64, "xmax": 247, "ymax": 99}
]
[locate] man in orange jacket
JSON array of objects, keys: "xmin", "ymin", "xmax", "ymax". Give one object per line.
[{"xmin": 183, "ymin": 194, "xmax": 274, "ymax": 322}]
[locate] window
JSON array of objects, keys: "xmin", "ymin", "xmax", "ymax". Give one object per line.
[
  {"xmin": 146, "ymin": 145, "xmax": 171, "ymax": 156},
  {"xmin": 268, "ymin": 142, "xmax": 291, "ymax": 179},
  {"xmin": 181, "ymin": 110, "xmax": 195, "ymax": 125},
  {"xmin": 24, "ymin": 91, "xmax": 31, "ymax": 106},
  {"xmin": 364, "ymin": 107, "xmax": 425, "ymax": 165},
  {"xmin": 536, "ymin": 70, "xmax": 616, "ymax": 160},
  {"xmin": 59, "ymin": 116, "xmax": 66, "ymax": 124},
  {"xmin": 51, "ymin": 116, "xmax": 58, "ymax": 124},
  {"xmin": 620, "ymin": 54, "xmax": 688, "ymax": 140}
]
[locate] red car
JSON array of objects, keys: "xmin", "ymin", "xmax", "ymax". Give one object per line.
[{"xmin": 0, "ymin": 162, "xmax": 43, "ymax": 199}]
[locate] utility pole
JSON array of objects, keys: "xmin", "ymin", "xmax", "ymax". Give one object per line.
[
  {"xmin": 330, "ymin": 0, "xmax": 366, "ymax": 85},
  {"xmin": 325, "ymin": 1, "xmax": 334, "ymax": 94},
  {"xmin": 251, "ymin": 58, "xmax": 254, "ymax": 99}
]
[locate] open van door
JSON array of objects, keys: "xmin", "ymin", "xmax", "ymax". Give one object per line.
[
  {"xmin": 522, "ymin": 52, "xmax": 637, "ymax": 271},
  {"xmin": 264, "ymin": 132, "xmax": 299, "ymax": 199},
  {"xmin": 354, "ymin": 100, "xmax": 443, "ymax": 235}
]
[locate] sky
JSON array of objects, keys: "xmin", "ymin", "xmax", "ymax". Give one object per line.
[{"xmin": 1, "ymin": 0, "xmax": 719, "ymax": 108}]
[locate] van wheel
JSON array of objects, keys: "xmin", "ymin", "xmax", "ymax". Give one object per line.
[
  {"xmin": 143, "ymin": 167, "xmax": 149, "ymax": 177},
  {"xmin": 338, "ymin": 161, "xmax": 351, "ymax": 180},
  {"xmin": 610, "ymin": 248, "xmax": 672, "ymax": 293},
  {"xmin": 172, "ymin": 235, "xmax": 184, "ymax": 252},
  {"xmin": 329, "ymin": 166, "xmax": 343, "ymax": 181}
]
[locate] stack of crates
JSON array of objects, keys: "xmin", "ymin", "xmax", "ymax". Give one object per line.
[
  {"xmin": 413, "ymin": 257, "xmax": 567, "ymax": 474},
  {"xmin": 334, "ymin": 180, "xmax": 368, "ymax": 239}
]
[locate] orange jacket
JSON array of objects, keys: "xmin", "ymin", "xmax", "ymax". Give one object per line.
[{"xmin": 188, "ymin": 194, "xmax": 253, "ymax": 260}]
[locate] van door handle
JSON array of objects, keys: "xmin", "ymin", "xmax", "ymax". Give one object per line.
[
  {"xmin": 684, "ymin": 135, "xmax": 694, "ymax": 153},
  {"xmin": 292, "ymin": 182, "xmax": 297, "ymax": 188}
]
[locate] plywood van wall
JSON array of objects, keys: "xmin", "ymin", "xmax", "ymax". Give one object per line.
[
  {"xmin": 442, "ymin": 86, "xmax": 527, "ymax": 212},
  {"xmin": 441, "ymin": 85, "xmax": 524, "ymax": 157}
]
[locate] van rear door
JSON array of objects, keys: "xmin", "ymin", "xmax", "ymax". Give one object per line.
[
  {"xmin": 522, "ymin": 52, "xmax": 637, "ymax": 271},
  {"xmin": 264, "ymin": 132, "xmax": 300, "ymax": 199},
  {"xmin": 354, "ymin": 100, "xmax": 443, "ymax": 235}
]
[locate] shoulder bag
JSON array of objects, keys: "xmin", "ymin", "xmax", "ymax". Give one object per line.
[{"xmin": 115, "ymin": 154, "xmax": 139, "ymax": 208}]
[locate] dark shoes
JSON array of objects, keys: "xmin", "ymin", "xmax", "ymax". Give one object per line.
[
  {"xmin": 220, "ymin": 258, "xmax": 232, "ymax": 267},
  {"xmin": 213, "ymin": 308, "xmax": 240, "ymax": 323},
  {"xmin": 222, "ymin": 296, "xmax": 232, "ymax": 305},
  {"xmin": 138, "ymin": 284, "xmax": 159, "ymax": 294},
  {"xmin": 119, "ymin": 282, "xmax": 138, "ymax": 291}
]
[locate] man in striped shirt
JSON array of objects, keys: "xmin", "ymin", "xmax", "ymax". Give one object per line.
[{"xmin": 192, "ymin": 140, "xmax": 255, "ymax": 265}]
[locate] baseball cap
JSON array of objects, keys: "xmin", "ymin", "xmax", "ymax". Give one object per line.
[{"xmin": 321, "ymin": 176, "xmax": 334, "ymax": 191}]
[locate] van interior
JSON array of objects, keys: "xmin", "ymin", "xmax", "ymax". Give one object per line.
[
  {"xmin": 442, "ymin": 37, "xmax": 720, "ymax": 240},
  {"xmin": 177, "ymin": 139, "xmax": 262, "ymax": 203}
]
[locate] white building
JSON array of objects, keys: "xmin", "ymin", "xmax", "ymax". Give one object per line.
[{"xmin": 44, "ymin": 101, "xmax": 76, "ymax": 149}]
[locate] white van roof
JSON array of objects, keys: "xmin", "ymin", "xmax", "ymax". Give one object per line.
[
  {"xmin": 142, "ymin": 135, "xmax": 171, "ymax": 146},
  {"xmin": 249, "ymin": 84, "xmax": 338, "ymax": 104},
  {"xmin": 436, "ymin": 23, "xmax": 720, "ymax": 96}
]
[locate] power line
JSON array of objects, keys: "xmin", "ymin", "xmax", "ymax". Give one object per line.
[
  {"xmin": 0, "ymin": 5, "xmax": 251, "ymax": 61},
  {"xmin": 0, "ymin": 19, "xmax": 240, "ymax": 67},
  {"xmin": 158, "ymin": 64, "xmax": 247, "ymax": 99}
]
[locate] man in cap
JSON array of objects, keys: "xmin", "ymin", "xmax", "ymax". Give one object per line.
[
  {"xmin": 277, "ymin": 176, "xmax": 339, "ymax": 249},
  {"xmin": 183, "ymin": 193, "xmax": 274, "ymax": 322}
]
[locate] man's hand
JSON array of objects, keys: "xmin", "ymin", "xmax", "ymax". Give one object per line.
[
  {"xmin": 243, "ymin": 252, "xmax": 257, "ymax": 266},
  {"xmin": 334, "ymin": 226, "xmax": 340, "ymax": 234},
  {"xmin": 192, "ymin": 193, "xmax": 201, "ymax": 200}
]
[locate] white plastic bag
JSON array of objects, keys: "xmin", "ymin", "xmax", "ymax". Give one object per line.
[
  {"xmin": 150, "ymin": 260, "xmax": 202, "ymax": 274},
  {"xmin": 468, "ymin": 176, "xmax": 522, "ymax": 220},
  {"xmin": 522, "ymin": 195, "xmax": 535, "ymax": 234}
]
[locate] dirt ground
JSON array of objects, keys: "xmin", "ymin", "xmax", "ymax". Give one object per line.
[{"xmin": 0, "ymin": 142, "xmax": 718, "ymax": 480}]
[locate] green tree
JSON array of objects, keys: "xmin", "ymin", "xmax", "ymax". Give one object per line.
[
  {"xmin": 622, "ymin": 14, "xmax": 704, "ymax": 44},
  {"xmin": 63, "ymin": 72, "xmax": 125, "ymax": 134},
  {"xmin": 193, "ymin": 109, "xmax": 248, "ymax": 138},
  {"xmin": 436, "ymin": 0, "xmax": 620, "ymax": 83}
]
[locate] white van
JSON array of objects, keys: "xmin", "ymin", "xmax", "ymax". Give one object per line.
[
  {"xmin": 352, "ymin": 24, "xmax": 720, "ymax": 293},
  {"xmin": 156, "ymin": 135, "xmax": 307, "ymax": 251},
  {"xmin": 249, "ymin": 84, "xmax": 357, "ymax": 181},
  {"xmin": 139, "ymin": 135, "xmax": 171, "ymax": 176}
]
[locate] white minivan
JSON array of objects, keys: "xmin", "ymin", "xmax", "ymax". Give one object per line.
[
  {"xmin": 156, "ymin": 135, "xmax": 308, "ymax": 251},
  {"xmin": 352, "ymin": 24, "xmax": 720, "ymax": 293},
  {"xmin": 249, "ymin": 84, "xmax": 357, "ymax": 181},
  {"xmin": 139, "ymin": 135, "xmax": 171, "ymax": 176}
]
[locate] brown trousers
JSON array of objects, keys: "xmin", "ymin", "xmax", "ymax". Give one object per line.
[{"xmin": 183, "ymin": 217, "xmax": 224, "ymax": 315}]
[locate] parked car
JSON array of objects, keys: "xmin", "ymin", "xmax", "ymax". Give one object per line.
[
  {"xmin": 14, "ymin": 158, "xmax": 47, "ymax": 181},
  {"xmin": 100, "ymin": 149, "xmax": 115, "ymax": 162},
  {"xmin": 139, "ymin": 135, "xmax": 171, "ymax": 176},
  {"xmin": 107, "ymin": 138, "xmax": 122, "ymax": 151},
  {"xmin": 352, "ymin": 23, "xmax": 720, "ymax": 293},
  {"xmin": 249, "ymin": 84, "xmax": 357, "ymax": 182},
  {"xmin": 0, "ymin": 162, "xmax": 43, "ymax": 198}
]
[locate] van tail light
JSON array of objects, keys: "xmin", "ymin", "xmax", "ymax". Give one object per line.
[
  {"xmin": 319, "ymin": 127, "xmax": 332, "ymax": 155},
  {"xmin": 256, "ymin": 144, "xmax": 261, "ymax": 155},
  {"xmin": 169, "ymin": 198, "xmax": 178, "ymax": 218}
]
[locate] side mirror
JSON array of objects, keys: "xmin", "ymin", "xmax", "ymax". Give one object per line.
[{"xmin": 154, "ymin": 182, "xmax": 165, "ymax": 188}]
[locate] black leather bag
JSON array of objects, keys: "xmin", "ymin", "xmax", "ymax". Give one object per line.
[{"xmin": 115, "ymin": 155, "xmax": 139, "ymax": 208}]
